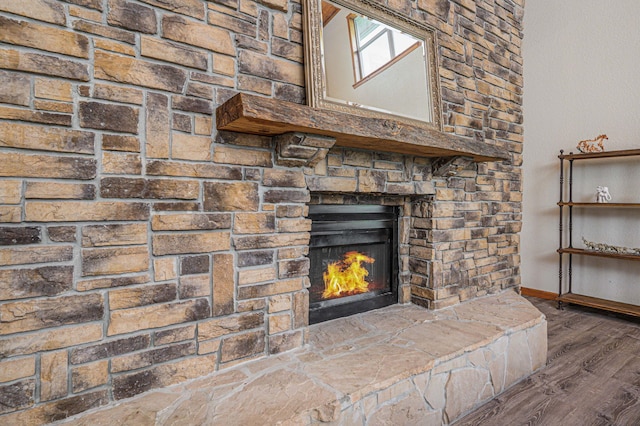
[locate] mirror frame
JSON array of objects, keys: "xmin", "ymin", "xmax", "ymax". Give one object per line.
[{"xmin": 303, "ymin": 0, "xmax": 443, "ymax": 131}]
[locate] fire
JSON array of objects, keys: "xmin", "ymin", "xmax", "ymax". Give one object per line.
[{"xmin": 322, "ymin": 251, "xmax": 375, "ymax": 299}]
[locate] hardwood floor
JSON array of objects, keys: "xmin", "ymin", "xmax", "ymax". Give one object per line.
[{"xmin": 454, "ymin": 297, "xmax": 640, "ymax": 425}]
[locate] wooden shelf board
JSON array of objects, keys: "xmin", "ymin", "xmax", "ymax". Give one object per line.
[
  {"xmin": 557, "ymin": 293, "xmax": 640, "ymax": 317},
  {"xmin": 558, "ymin": 247, "xmax": 640, "ymax": 261},
  {"xmin": 559, "ymin": 149, "xmax": 640, "ymax": 160},
  {"xmin": 558, "ymin": 202, "xmax": 640, "ymax": 208},
  {"xmin": 216, "ymin": 93, "xmax": 510, "ymax": 162}
]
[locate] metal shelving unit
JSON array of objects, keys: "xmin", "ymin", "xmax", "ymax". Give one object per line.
[{"xmin": 557, "ymin": 149, "xmax": 640, "ymax": 316}]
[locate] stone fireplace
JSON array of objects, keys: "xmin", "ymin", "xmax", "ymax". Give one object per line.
[{"xmin": 0, "ymin": 0, "xmax": 528, "ymax": 423}]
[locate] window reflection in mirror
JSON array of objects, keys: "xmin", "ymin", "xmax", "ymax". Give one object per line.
[
  {"xmin": 306, "ymin": 0, "xmax": 441, "ymax": 128},
  {"xmin": 348, "ymin": 15, "xmax": 420, "ymax": 85}
]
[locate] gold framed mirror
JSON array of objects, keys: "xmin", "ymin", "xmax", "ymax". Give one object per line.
[{"xmin": 303, "ymin": 0, "xmax": 442, "ymax": 130}]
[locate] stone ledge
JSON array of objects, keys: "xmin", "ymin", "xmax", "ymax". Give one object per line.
[{"xmin": 56, "ymin": 290, "xmax": 546, "ymax": 425}]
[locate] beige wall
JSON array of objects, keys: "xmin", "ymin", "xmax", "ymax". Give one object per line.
[{"xmin": 522, "ymin": 0, "xmax": 640, "ymax": 302}]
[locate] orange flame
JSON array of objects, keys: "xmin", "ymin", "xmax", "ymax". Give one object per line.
[{"xmin": 322, "ymin": 251, "xmax": 375, "ymax": 299}]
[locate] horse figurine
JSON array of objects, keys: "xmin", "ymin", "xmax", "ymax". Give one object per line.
[{"xmin": 576, "ymin": 134, "xmax": 608, "ymax": 153}]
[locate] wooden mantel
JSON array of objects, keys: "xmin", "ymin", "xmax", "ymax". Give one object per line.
[{"xmin": 216, "ymin": 93, "xmax": 510, "ymax": 162}]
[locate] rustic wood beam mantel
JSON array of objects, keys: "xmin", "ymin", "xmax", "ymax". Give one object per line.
[{"xmin": 216, "ymin": 93, "xmax": 510, "ymax": 162}]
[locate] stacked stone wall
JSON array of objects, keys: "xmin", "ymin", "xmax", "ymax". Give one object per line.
[{"xmin": 0, "ymin": 0, "xmax": 524, "ymax": 422}]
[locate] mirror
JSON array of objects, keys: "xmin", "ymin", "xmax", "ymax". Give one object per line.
[{"xmin": 303, "ymin": 0, "xmax": 442, "ymax": 130}]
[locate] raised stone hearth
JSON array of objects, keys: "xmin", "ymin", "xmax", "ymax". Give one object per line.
[{"xmin": 55, "ymin": 291, "xmax": 546, "ymax": 425}]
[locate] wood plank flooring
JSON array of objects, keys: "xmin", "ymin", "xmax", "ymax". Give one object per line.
[{"xmin": 454, "ymin": 297, "xmax": 640, "ymax": 425}]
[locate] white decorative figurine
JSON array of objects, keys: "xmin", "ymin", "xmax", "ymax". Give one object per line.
[{"xmin": 595, "ymin": 186, "xmax": 611, "ymax": 203}]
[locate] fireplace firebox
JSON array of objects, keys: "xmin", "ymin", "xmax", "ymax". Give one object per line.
[{"xmin": 308, "ymin": 205, "xmax": 399, "ymax": 324}]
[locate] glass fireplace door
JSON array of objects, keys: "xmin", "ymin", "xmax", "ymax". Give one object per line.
[{"xmin": 308, "ymin": 205, "xmax": 398, "ymax": 323}]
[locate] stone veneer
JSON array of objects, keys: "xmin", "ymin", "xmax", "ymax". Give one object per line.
[
  {"xmin": 53, "ymin": 291, "xmax": 546, "ymax": 425},
  {"xmin": 0, "ymin": 0, "xmax": 524, "ymax": 422}
]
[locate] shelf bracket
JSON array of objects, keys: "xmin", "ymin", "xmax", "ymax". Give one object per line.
[
  {"xmin": 432, "ymin": 156, "xmax": 474, "ymax": 177},
  {"xmin": 274, "ymin": 132, "xmax": 336, "ymax": 167}
]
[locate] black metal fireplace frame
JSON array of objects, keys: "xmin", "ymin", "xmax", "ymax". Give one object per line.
[{"xmin": 308, "ymin": 204, "xmax": 399, "ymax": 324}]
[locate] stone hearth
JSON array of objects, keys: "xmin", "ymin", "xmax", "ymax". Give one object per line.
[{"xmin": 53, "ymin": 291, "xmax": 546, "ymax": 425}]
